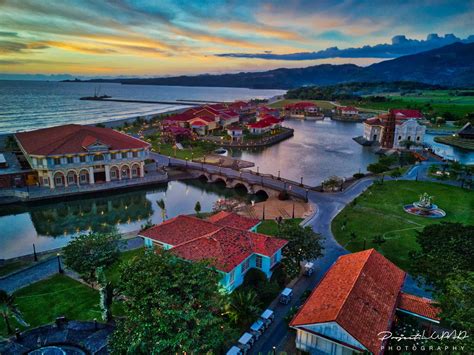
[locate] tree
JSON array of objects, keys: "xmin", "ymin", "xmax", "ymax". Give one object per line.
[
  {"xmin": 63, "ymin": 232, "xmax": 122, "ymax": 282},
  {"xmin": 156, "ymin": 198, "xmax": 167, "ymax": 222},
  {"xmin": 390, "ymin": 168, "xmax": 402, "ymax": 178},
  {"xmin": 96, "ymin": 267, "xmax": 113, "ymax": 322},
  {"xmin": 194, "ymin": 201, "xmax": 202, "ymax": 217},
  {"xmin": 367, "ymin": 162, "xmax": 389, "ymax": 174},
  {"xmin": 276, "ymin": 220, "xmax": 324, "ymax": 279},
  {"xmin": 410, "ymin": 223, "xmax": 474, "ymax": 290},
  {"xmin": 110, "ymin": 250, "xmax": 232, "ymax": 354},
  {"xmin": 224, "ymin": 289, "xmax": 261, "ymax": 326},
  {"xmin": 0, "ymin": 290, "xmax": 28, "ymax": 334},
  {"xmin": 371, "ymin": 235, "xmax": 386, "ymax": 250}
]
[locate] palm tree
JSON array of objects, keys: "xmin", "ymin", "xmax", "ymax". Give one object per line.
[
  {"xmin": 224, "ymin": 289, "xmax": 260, "ymax": 326},
  {"xmin": 0, "ymin": 290, "xmax": 28, "ymax": 334},
  {"xmin": 156, "ymin": 199, "xmax": 167, "ymax": 222}
]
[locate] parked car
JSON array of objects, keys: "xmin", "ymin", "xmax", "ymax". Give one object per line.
[{"xmin": 279, "ymin": 288, "xmax": 293, "ymax": 305}]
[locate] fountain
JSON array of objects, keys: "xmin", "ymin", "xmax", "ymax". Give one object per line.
[{"xmin": 403, "ymin": 193, "xmax": 446, "ymax": 218}]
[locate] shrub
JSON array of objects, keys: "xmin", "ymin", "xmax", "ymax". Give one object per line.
[
  {"xmin": 243, "ymin": 269, "xmax": 267, "ymax": 289},
  {"xmin": 353, "ymin": 172, "xmax": 365, "ymax": 179},
  {"xmin": 270, "ymin": 263, "xmax": 288, "ymax": 288}
]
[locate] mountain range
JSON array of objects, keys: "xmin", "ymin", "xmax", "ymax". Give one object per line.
[{"xmin": 68, "ymin": 42, "xmax": 474, "ymax": 89}]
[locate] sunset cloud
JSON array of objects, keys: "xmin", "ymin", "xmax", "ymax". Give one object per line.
[{"xmin": 0, "ymin": 0, "xmax": 472, "ymax": 76}]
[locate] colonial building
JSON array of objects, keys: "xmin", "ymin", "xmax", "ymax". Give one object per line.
[
  {"xmin": 247, "ymin": 115, "xmax": 282, "ymax": 135},
  {"xmin": 363, "ymin": 112, "xmax": 426, "ymax": 149},
  {"xmin": 284, "ymin": 102, "xmax": 321, "ymax": 118},
  {"xmin": 291, "ymin": 249, "xmax": 440, "ymax": 355},
  {"xmin": 15, "ymin": 124, "xmax": 150, "ymax": 189},
  {"xmin": 140, "ymin": 212, "xmax": 287, "ymax": 293},
  {"xmin": 336, "ymin": 106, "xmax": 359, "ymax": 116}
]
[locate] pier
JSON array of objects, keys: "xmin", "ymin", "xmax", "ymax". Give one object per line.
[{"xmin": 79, "ymin": 97, "xmax": 211, "ymax": 106}]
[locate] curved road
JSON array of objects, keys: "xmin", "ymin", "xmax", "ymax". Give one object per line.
[{"xmin": 152, "ymin": 154, "xmax": 432, "ymax": 354}]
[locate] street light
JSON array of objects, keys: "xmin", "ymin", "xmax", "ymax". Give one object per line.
[
  {"xmin": 33, "ymin": 244, "xmax": 38, "ymax": 262},
  {"xmin": 256, "ymin": 166, "xmax": 259, "ymax": 175},
  {"xmin": 277, "ymin": 170, "xmax": 280, "ymax": 180},
  {"xmin": 57, "ymin": 253, "xmax": 63, "ymax": 274},
  {"xmin": 305, "ymin": 188, "xmax": 309, "ymax": 202},
  {"xmin": 300, "ymin": 176, "xmax": 304, "ymax": 186}
]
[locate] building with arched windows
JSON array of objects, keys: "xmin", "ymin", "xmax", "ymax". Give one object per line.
[{"xmin": 15, "ymin": 124, "xmax": 150, "ymax": 189}]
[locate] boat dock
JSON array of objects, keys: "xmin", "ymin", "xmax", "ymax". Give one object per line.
[{"xmin": 79, "ymin": 97, "xmax": 204, "ymax": 106}]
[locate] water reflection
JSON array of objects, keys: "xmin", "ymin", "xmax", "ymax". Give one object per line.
[{"xmin": 0, "ymin": 180, "xmax": 263, "ymax": 258}]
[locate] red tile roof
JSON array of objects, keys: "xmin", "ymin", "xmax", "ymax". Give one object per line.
[
  {"xmin": 290, "ymin": 249, "xmax": 406, "ymax": 354},
  {"xmin": 141, "ymin": 213, "xmax": 286, "ymax": 273},
  {"xmin": 340, "ymin": 106, "xmax": 358, "ymax": 112},
  {"xmin": 390, "ymin": 109, "xmax": 423, "ymax": 119},
  {"xmin": 398, "ymin": 292, "xmax": 441, "ymax": 321},
  {"xmin": 15, "ymin": 124, "xmax": 150, "ymax": 156},
  {"xmin": 140, "ymin": 215, "xmax": 221, "ymax": 246},
  {"xmin": 365, "ymin": 117, "xmax": 384, "ymax": 126},
  {"xmin": 248, "ymin": 116, "xmax": 281, "ymax": 128},
  {"xmin": 171, "ymin": 227, "xmax": 287, "ymax": 272},
  {"xmin": 207, "ymin": 211, "xmax": 260, "ymax": 230},
  {"xmin": 285, "ymin": 102, "xmax": 318, "ymax": 110}
]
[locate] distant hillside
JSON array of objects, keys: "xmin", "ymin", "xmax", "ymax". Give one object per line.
[{"xmin": 67, "ymin": 42, "xmax": 474, "ymax": 89}]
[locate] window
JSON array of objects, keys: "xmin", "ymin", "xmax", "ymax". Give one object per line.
[
  {"xmin": 80, "ymin": 155, "xmax": 86, "ymax": 163},
  {"xmin": 93, "ymin": 154, "xmax": 104, "ymax": 161},
  {"xmin": 241, "ymin": 258, "xmax": 250, "ymax": 274},
  {"xmin": 54, "ymin": 158, "xmax": 61, "ymax": 165},
  {"xmin": 417, "ymin": 136, "xmax": 420, "ymax": 141},
  {"xmin": 67, "ymin": 157, "xmax": 73, "ymax": 164},
  {"xmin": 55, "ymin": 176, "xmax": 63, "ymax": 185},
  {"xmin": 67, "ymin": 175, "xmax": 75, "ymax": 183},
  {"xmin": 117, "ymin": 152, "xmax": 122, "ymax": 159},
  {"xmin": 229, "ymin": 269, "xmax": 235, "ymax": 284},
  {"xmin": 80, "ymin": 173, "xmax": 87, "ymax": 182},
  {"xmin": 132, "ymin": 151, "xmax": 138, "ymax": 158},
  {"xmin": 43, "ymin": 177, "xmax": 49, "ymax": 186},
  {"xmin": 111, "ymin": 170, "xmax": 116, "ymax": 178},
  {"xmin": 270, "ymin": 254, "xmax": 277, "ymax": 266},
  {"xmin": 256, "ymin": 255, "xmax": 263, "ymax": 269},
  {"xmin": 111, "ymin": 153, "xmax": 116, "ymax": 160},
  {"xmin": 132, "ymin": 168, "xmax": 138, "ymax": 177},
  {"xmin": 398, "ymin": 136, "xmax": 402, "ymax": 140},
  {"xmin": 32, "ymin": 158, "xmax": 37, "ymax": 166}
]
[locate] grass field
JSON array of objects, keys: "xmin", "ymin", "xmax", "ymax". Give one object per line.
[
  {"xmin": 341, "ymin": 90, "xmax": 474, "ymax": 118},
  {"xmin": 269, "ymin": 99, "xmax": 335, "ymax": 110},
  {"xmin": 0, "ymin": 274, "xmax": 100, "ymax": 337},
  {"xmin": 434, "ymin": 136, "xmax": 474, "ymax": 151},
  {"xmin": 332, "ymin": 181, "xmax": 473, "ymax": 272},
  {"xmin": 257, "ymin": 218, "xmax": 304, "ymax": 236}
]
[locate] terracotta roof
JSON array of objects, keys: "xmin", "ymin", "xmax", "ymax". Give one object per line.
[
  {"xmin": 365, "ymin": 117, "xmax": 384, "ymax": 126},
  {"xmin": 207, "ymin": 211, "xmax": 260, "ymax": 230},
  {"xmin": 390, "ymin": 109, "xmax": 423, "ymax": 119},
  {"xmin": 15, "ymin": 124, "xmax": 150, "ymax": 156},
  {"xmin": 340, "ymin": 106, "xmax": 358, "ymax": 111},
  {"xmin": 191, "ymin": 121, "xmax": 207, "ymax": 126},
  {"xmin": 248, "ymin": 116, "xmax": 281, "ymax": 128},
  {"xmin": 290, "ymin": 249, "xmax": 406, "ymax": 354},
  {"xmin": 171, "ymin": 227, "xmax": 287, "ymax": 272},
  {"xmin": 141, "ymin": 212, "xmax": 287, "ymax": 273},
  {"xmin": 285, "ymin": 102, "xmax": 317, "ymax": 110},
  {"xmin": 226, "ymin": 126, "xmax": 243, "ymax": 131},
  {"xmin": 140, "ymin": 215, "xmax": 221, "ymax": 246},
  {"xmin": 398, "ymin": 292, "xmax": 441, "ymax": 321}
]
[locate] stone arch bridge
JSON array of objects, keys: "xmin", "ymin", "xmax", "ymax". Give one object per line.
[{"xmin": 190, "ymin": 170, "xmax": 280, "ymax": 198}]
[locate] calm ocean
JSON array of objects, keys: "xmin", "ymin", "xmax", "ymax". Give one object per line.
[{"xmin": 0, "ymin": 80, "xmax": 285, "ymax": 134}]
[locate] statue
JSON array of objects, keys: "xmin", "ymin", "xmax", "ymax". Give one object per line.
[{"xmin": 417, "ymin": 193, "xmax": 433, "ymax": 209}]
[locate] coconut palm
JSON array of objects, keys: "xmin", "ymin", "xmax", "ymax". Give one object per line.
[
  {"xmin": 156, "ymin": 199, "xmax": 167, "ymax": 222},
  {"xmin": 224, "ymin": 289, "xmax": 260, "ymax": 326},
  {"xmin": 0, "ymin": 290, "xmax": 28, "ymax": 334}
]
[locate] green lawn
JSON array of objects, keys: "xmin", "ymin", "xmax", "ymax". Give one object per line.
[
  {"xmin": 269, "ymin": 99, "xmax": 335, "ymax": 110},
  {"xmin": 342, "ymin": 90, "xmax": 474, "ymax": 118},
  {"xmin": 0, "ymin": 260, "xmax": 31, "ymax": 277},
  {"xmin": 332, "ymin": 181, "xmax": 473, "ymax": 272},
  {"xmin": 257, "ymin": 218, "xmax": 304, "ymax": 236},
  {"xmin": 0, "ymin": 274, "xmax": 101, "ymax": 337}
]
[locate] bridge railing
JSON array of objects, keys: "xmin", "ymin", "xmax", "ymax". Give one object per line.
[{"xmin": 169, "ymin": 160, "xmax": 311, "ymax": 199}]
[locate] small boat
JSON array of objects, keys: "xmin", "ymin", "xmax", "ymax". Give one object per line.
[{"xmin": 214, "ymin": 147, "xmax": 227, "ymax": 155}]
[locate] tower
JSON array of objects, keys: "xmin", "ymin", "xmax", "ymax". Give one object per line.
[{"xmin": 381, "ymin": 112, "xmax": 396, "ymax": 148}]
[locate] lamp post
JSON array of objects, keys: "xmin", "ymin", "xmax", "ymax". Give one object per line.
[
  {"xmin": 256, "ymin": 166, "xmax": 259, "ymax": 175},
  {"xmin": 292, "ymin": 203, "xmax": 295, "ymax": 219},
  {"xmin": 168, "ymin": 156, "xmax": 171, "ymax": 166},
  {"xmin": 57, "ymin": 253, "xmax": 63, "ymax": 274},
  {"xmin": 33, "ymin": 244, "xmax": 38, "ymax": 262},
  {"xmin": 277, "ymin": 170, "xmax": 280, "ymax": 180},
  {"xmin": 300, "ymin": 176, "xmax": 304, "ymax": 186},
  {"xmin": 305, "ymin": 188, "xmax": 309, "ymax": 202}
]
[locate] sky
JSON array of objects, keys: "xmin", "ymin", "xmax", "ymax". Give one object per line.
[{"xmin": 0, "ymin": 0, "xmax": 473, "ymax": 77}]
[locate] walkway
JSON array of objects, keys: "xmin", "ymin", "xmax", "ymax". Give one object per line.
[{"xmin": 0, "ymin": 237, "xmax": 143, "ymax": 294}]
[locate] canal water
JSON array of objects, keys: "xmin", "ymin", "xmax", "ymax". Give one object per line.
[
  {"xmin": 231, "ymin": 119, "xmax": 378, "ymax": 186},
  {"xmin": 0, "ymin": 179, "xmax": 263, "ymax": 259}
]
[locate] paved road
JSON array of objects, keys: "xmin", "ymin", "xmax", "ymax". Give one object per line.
[
  {"xmin": 152, "ymin": 154, "xmax": 439, "ymax": 354},
  {"xmin": 0, "ymin": 237, "xmax": 144, "ymax": 294}
]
